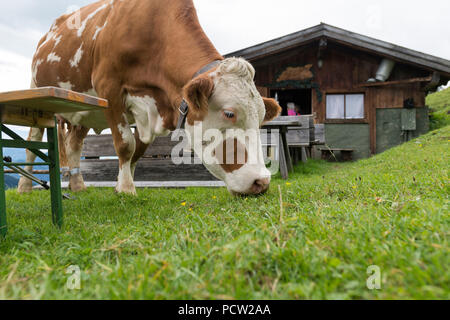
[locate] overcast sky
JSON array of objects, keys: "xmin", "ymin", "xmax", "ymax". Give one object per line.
[{"xmin": 0, "ymin": 0, "xmax": 449, "ymax": 93}]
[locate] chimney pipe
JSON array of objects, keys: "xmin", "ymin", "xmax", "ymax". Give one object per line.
[
  {"xmin": 375, "ymin": 59, "xmax": 396, "ymax": 82},
  {"xmin": 368, "ymin": 59, "xmax": 396, "ymax": 82}
]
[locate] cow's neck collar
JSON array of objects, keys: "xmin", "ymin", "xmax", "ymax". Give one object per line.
[{"xmin": 176, "ymin": 60, "xmax": 222, "ymax": 130}]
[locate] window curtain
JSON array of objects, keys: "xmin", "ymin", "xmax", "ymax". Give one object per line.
[
  {"xmin": 326, "ymin": 94, "xmax": 345, "ymax": 119},
  {"xmin": 346, "ymin": 94, "xmax": 364, "ymax": 119}
]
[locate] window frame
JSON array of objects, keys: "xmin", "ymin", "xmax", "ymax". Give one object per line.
[{"xmin": 325, "ymin": 91, "xmax": 367, "ymax": 124}]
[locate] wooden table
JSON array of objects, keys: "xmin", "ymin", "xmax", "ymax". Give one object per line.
[
  {"xmin": 263, "ymin": 116, "xmax": 313, "ymax": 180},
  {"xmin": 0, "ymin": 87, "xmax": 108, "ymax": 236}
]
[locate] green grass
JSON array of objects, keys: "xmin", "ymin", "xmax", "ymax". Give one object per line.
[
  {"xmin": 427, "ymin": 88, "xmax": 450, "ymax": 130},
  {"xmin": 1, "ymin": 127, "xmax": 449, "ymax": 300}
]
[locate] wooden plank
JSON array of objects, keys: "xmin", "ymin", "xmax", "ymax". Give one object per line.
[
  {"xmin": 286, "ymin": 128, "xmax": 310, "ymax": 146},
  {"xmin": 264, "ymin": 115, "xmax": 312, "ymax": 128},
  {"xmin": 0, "ymin": 105, "xmax": 55, "ymax": 128},
  {"xmin": 0, "ymin": 87, "xmax": 108, "ymax": 114},
  {"xmin": 313, "ymin": 124, "xmax": 325, "ymax": 145},
  {"xmin": 57, "ymin": 181, "xmax": 226, "ymax": 189},
  {"xmin": 82, "ymin": 134, "xmax": 179, "ymax": 158},
  {"xmin": 79, "ymin": 158, "xmax": 218, "ymax": 182},
  {"xmin": 356, "ymin": 76, "xmax": 432, "ymax": 87}
]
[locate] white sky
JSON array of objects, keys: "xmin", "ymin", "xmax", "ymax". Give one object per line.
[
  {"xmin": 1, "ymin": 0, "xmax": 449, "ymax": 136},
  {"xmin": 1, "ymin": 0, "xmax": 449, "ymax": 93}
]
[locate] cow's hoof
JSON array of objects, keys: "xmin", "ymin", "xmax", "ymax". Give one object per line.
[
  {"xmin": 17, "ymin": 177, "xmax": 33, "ymax": 193},
  {"xmin": 69, "ymin": 174, "xmax": 87, "ymax": 193},
  {"xmin": 115, "ymin": 183, "xmax": 137, "ymax": 195}
]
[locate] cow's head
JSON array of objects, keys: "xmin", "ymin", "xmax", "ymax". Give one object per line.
[{"xmin": 183, "ymin": 58, "xmax": 282, "ymax": 196}]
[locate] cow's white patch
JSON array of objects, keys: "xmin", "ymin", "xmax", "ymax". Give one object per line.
[
  {"xmin": 117, "ymin": 123, "xmax": 135, "ymax": 148},
  {"xmin": 125, "ymin": 95, "xmax": 170, "ymax": 145},
  {"xmin": 47, "ymin": 52, "xmax": 61, "ymax": 63},
  {"xmin": 93, "ymin": 21, "xmax": 108, "ymax": 40},
  {"xmin": 32, "ymin": 59, "xmax": 43, "ymax": 83},
  {"xmin": 77, "ymin": 3, "xmax": 108, "ymax": 37},
  {"xmin": 57, "ymin": 81, "xmax": 74, "ymax": 90},
  {"xmin": 84, "ymin": 88, "xmax": 98, "ymax": 97},
  {"xmin": 53, "ymin": 35, "xmax": 62, "ymax": 48},
  {"xmin": 35, "ymin": 23, "xmax": 58, "ymax": 55},
  {"xmin": 69, "ymin": 44, "xmax": 84, "ymax": 68},
  {"xmin": 116, "ymin": 123, "xmax": 136, "ymax": 194}
]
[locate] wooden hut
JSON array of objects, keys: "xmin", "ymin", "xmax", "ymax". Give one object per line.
[{"xmin": 227, "ymin": 23, "xmax": 450, "ymax": 159}]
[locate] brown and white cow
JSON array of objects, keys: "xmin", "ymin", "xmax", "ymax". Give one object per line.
[{"xmin": 18, "ymin": 0, "xmax": 281, "ymax": 196}]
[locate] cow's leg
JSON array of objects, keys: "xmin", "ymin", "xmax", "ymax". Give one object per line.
[
  {"xmin": 65, "ymin": 125, "xmax": 90, "ymax": 192},
  {"xmin": 17, "ymin": 127, "xmax": 45, "ymax": 193},
  {"xmin": 107, "ymin": 113, "xmax": 136, "ymax": 194},
  {"xmin": 130, "ymin": 129, "xmax": 150, "ymax": 179}
]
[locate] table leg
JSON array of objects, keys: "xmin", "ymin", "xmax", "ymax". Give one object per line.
[
  {"xmin": 0, "ymin": 123, "xmax": 7, "ymax": 236},
  {"xmin": 280, "ymin": 128, "xmax": 293, "ymax": 173},
  {"xmin": 47, "ymin": 122, "xmax": 63, "ymax": 228},
  {"xmin": 278, "ymin": 133, "xmax": 289, "ymax": 180},
  {"xmin": 301, "ymin": 147, "xmax": 308, "ymax": 163}
]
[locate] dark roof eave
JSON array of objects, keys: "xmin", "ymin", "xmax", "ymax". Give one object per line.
[{"xmin": 225, "ymin": 23, "xmax": 450, "ymax": 77}]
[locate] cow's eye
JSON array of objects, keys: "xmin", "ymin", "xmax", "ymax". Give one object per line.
[{"xmin": 223, "ymin": 110, "xmax": 235, "ymax": 119}]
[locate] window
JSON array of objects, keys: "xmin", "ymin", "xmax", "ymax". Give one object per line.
[{"xmin": 326, "ymin": 94, "xmax": 365, "ymax": 120}]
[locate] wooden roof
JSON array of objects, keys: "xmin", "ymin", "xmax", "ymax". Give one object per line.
[{"xmin": 226, "ymin": 23, "xmax": 450, "ymax": 77}]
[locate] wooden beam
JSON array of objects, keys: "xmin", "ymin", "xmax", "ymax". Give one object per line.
[
  {"xmin": 356, "ymin": 76, "xmax": 432, "ymax": 88},
  {"xmin": 423, "ymin": 72, "xmax": 441, "ymax": 92}
]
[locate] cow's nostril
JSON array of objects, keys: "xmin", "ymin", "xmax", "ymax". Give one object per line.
[{"xmin": 251, "ymin": 178, "xmax": 270, "ymax": 194}]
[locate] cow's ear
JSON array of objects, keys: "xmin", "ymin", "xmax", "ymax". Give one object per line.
[
  {"xmin": 183, "ymin": 75, "xmax": 214, "ymax": 124},
  {"xmin": 263, "ymin": 97, "xmax": 282, "ymax": 123}
]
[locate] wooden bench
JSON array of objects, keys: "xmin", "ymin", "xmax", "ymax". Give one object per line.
[
  {"xmin": 0, "ymin": 87, "xmax": 107, "ymax": 236},
  {"xmin": 319, "ymin": 148, "xmax": 354, "ymax": 162},
  {"xmin": 77, "ymin": 133, "xmax": 220, "ymax": 185}
]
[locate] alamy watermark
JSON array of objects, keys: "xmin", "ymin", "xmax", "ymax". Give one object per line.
[
  {"xmin": 366, "ymin": 265, "xmax": 382, "ymax": 290},
  {"xmin": 66, "ymin": 265, "xmax": 81, "ymax": 290},
  {"xmin": 171, "ymin": 125, "xmax": 281, "ymax": 176}
]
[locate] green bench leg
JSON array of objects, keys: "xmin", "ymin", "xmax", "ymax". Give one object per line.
[
  {"xmin": 0, "ymin": 122, "xmax": 7, "ymax": 237},
  {"xmin": 47, "ymin": 122, "xmax": 63, "ymax": 228}
]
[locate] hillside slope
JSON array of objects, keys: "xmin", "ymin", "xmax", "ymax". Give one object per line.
[
  {"xmin": 427, "ymin": 88, "xmax": 450, "ymax": 130},
  {"xmin": 0, "ymin": 126, "xmax": 449, "ymax": 300},
  {"xmin": 4, "ymin": 175, "xmax": 18, "ymax": 189}
]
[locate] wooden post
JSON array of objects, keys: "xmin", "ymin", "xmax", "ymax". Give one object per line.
[
  {"xmin": 278, "ymin": 132, "xmax": 289, "ymax": 180},
  {"xmin": 301, "ymin": 147, "xmax": 308, "ymax": 163},
  {"xmin": 0, "ymin": 121, "xmax": 7, "ymax": 237},
  {"xmin": 47, "ymin": 119, "xmax": 63, "ymax": 228},
  {"xmin": 280, "ymin": 126, "xmax": 293, "ymax": 173}
]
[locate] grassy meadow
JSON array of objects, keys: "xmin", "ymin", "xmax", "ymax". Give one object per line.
[
  {"xmin": 0, "ymin": 123, "xmax": 448, "ymax": 300},
  {"xmin": 427, "ymin": 87, "xmax": 450, "ymax": 130}
]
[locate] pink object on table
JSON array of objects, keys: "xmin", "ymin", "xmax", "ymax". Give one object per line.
[{"xmin": 288, "ymin": 109, "xmax": 297, "ymax": 116}]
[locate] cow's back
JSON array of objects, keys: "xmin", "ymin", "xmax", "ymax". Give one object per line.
[{"xmin": 32, "ymin": 0, "xmax": 114, "ymax": 94}]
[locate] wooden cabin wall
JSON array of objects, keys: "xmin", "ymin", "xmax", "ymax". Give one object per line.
[{"xmin": 251, "ymin": 41, "xmax": 429, "ymax": 154}]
